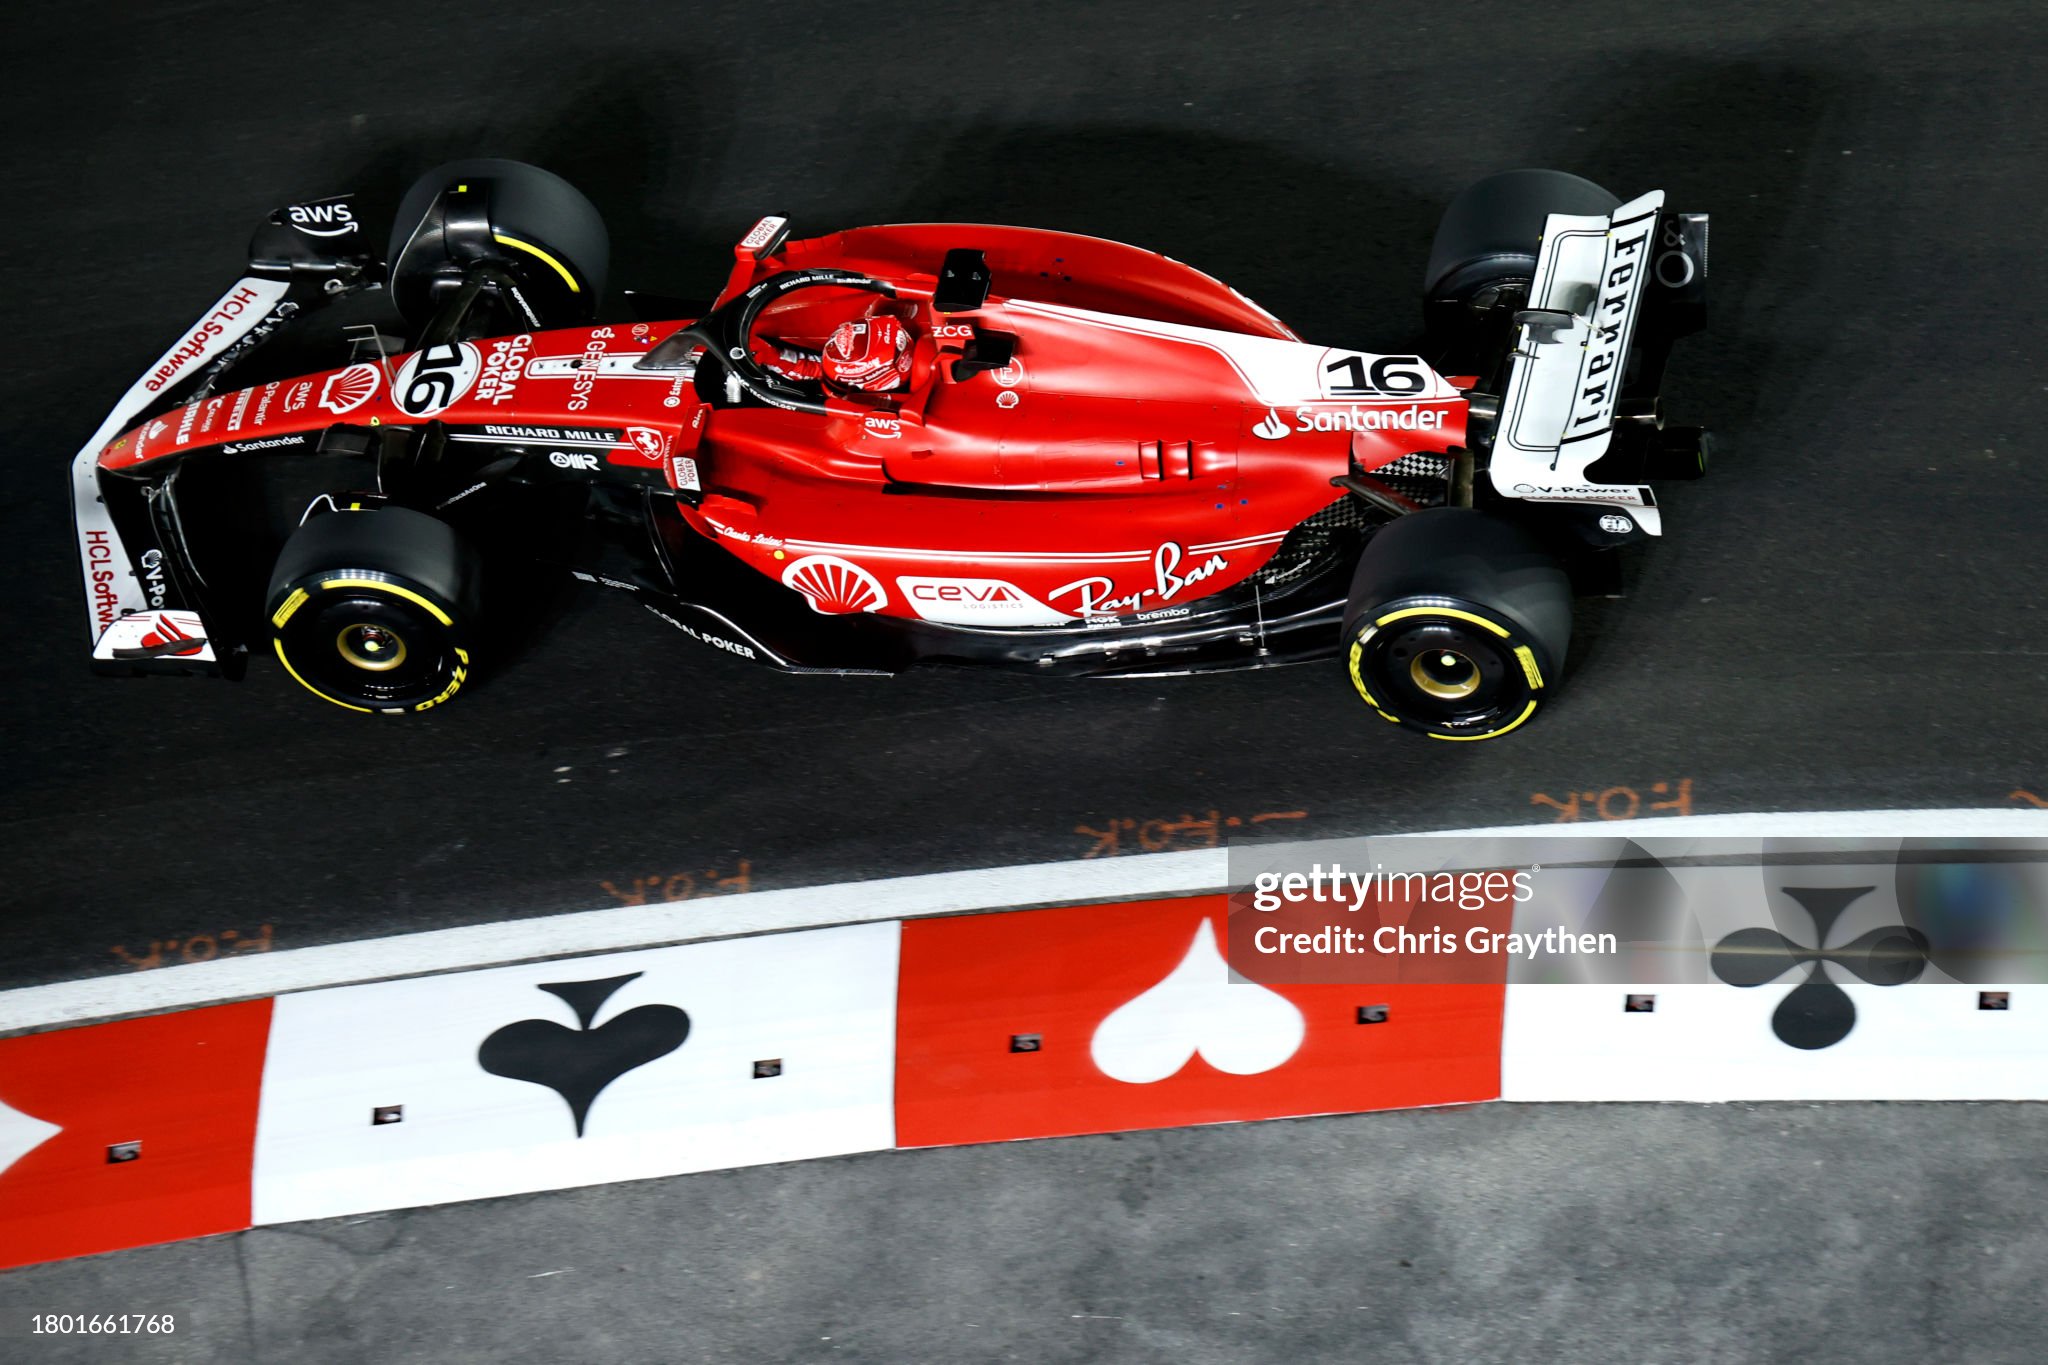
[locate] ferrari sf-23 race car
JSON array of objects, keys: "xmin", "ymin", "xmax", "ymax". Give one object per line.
[{"xmin": 72, "ymin": 159, "xmax": 1709, "ymax": 738}]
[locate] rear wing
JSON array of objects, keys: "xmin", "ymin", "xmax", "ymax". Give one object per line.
[{"xmin": 1488, "ymin": 191, "xmax": 1709, "ymax": 534}]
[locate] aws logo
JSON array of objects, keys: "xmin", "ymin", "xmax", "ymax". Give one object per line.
[{"xmin": 287, "ymin": 201, "xmax": 357, "ymax": 238}]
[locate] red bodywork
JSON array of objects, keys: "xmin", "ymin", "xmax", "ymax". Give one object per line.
[{"xmin": 103, "ymin": 223, "xmax": 1469, "ymax": 628}]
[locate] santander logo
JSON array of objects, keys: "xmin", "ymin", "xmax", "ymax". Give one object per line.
[{"xmin": 1253, "ymin": 409, "xmax": 1289, "ymax": 440}]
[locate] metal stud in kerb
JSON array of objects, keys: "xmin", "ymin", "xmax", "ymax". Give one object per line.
[
  {"xmin": 106, "ymin": 1141, "xmax": 141, "ymax": 1164},
  {"xmin": 1625, "ymin": 994, "xmax": 1657, "ymax": 1013},
  {"xmin": 372, "ymin": 1105, "xmax": 404, "ymax": 1125}
]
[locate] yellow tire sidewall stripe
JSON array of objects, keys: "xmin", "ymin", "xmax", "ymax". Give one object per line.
[
  {"xmin": 1372, "ymin": 604, "xmax": 1511, "ymax": 638},
  {"xmin": 493, "ymin": 233, "xmax": 580, "ymax": 293},
  {"xmin": 1352, "ymin": 604, "xmax": 1544, "ymax": 740},
  {"xmin": 317, "ymin": 576, "xmax": 454, "ymax": 627},
  {"xmin": 273, "ymin": 578, "xmax": 468, "ymax": 713}
]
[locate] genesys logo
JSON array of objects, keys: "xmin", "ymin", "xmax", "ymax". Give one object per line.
[
  {"xmin": 897, "ymin": 576, "xmax": 1066, "ymax": 626},
  {"xmin": 287, "ymin": 200, "xmax": 357, "ymax": 238}
]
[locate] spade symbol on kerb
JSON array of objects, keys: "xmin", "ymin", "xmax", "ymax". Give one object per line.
[
  {"xmin": 1090, "ymin": 920, "xmax": 1305, "ymax": 1084},
  {"xmin": 477, "ymin": 973, "xmax": 690, "ymax": 1136}
]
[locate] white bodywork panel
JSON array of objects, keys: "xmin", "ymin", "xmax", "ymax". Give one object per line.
[
  {"xmin": 1490, "ymin": 192, "xmax": 1664, "ymax": 535},
  {"xmin": 72, "ymin": 277, "xmax": 292, "ymax": 643}
]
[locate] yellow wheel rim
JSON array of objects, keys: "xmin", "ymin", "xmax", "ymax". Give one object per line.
[
  {"xmin": 1409, "ymin": 648, "xmax": 1481, "ymax": 701},
  {"xmin": 336, "ymin": 622, "xmax": 408, "ymax": 672}
]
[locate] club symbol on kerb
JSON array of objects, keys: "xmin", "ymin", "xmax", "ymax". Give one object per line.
[
  {"xmin": 477, "ymin": 973, "xmax": 690, "ymax": 1136},
  {"xmin": 1090, "ymin": 920, "xmax": 1305, "ymax": 1083},
  {"xmin": 1710, "ymin": 886, "xmax": 1928, "ymax": 1051}
]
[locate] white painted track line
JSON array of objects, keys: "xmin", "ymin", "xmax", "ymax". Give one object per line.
[
  {"xmin": 0, "ymin": 849, "xmax": 1225, "ymax": 1033},
  {"xmin": 6, "ymin": 809, "xmax": 2046, "ymax": 1034}
]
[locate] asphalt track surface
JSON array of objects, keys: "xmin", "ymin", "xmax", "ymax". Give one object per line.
[{"xmin": 3, "ymin": 1, "xmax": 2047, "ymax": 1359}]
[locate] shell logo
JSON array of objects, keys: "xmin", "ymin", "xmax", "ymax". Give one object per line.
[
  {"xmin": 780, "ymin": 555, "xmax": 886, "ymax": 615},
  {"xmin": 320, "ymin": 364, "xmax": 381, "ymax": 415}
]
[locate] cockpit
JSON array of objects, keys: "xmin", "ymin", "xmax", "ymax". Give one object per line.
[{"xmin": 636, "ymin": 248, "xmax": 1015, "ymax": 423}]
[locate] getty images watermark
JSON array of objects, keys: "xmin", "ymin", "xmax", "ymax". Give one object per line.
[
  {"xmin": 1247, "ymin": 862, "xmax": 1617, "ymax": 962},
  {"xmin": 1222, "ymin": 834, "xmax": 2048, "ymax": 986}
]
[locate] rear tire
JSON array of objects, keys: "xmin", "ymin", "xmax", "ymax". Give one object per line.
[
  {"xmin": 387, "ymin": 157, "xmax": 610, "ymax": 329},
  {"xmin": 1341, "ymin": 509, "xmax": 1571, "ymax": 741},
  {"xmin": 1423, "ymin": 168, "xmax": 1619, "ymax": 347},
  {"xmin": 266, "ymin": 506, "xmax": 482, "ymax": 714}
]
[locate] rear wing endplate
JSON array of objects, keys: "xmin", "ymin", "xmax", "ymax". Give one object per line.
[{"xmin": 1489, "ymin": 192, "xmax": 1709, "ymax": 534}]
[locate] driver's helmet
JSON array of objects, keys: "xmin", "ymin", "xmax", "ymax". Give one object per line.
[{"xmin": 822, "ymin": 314, "xmax": 914, "ymax": 392}]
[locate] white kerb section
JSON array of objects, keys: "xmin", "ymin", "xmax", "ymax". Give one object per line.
[{"xmin": 251, "ymin": 923, "xmax": 901, "ymax": 1224}]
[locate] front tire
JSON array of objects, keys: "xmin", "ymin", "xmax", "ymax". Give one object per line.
[
  {"xmin": 387, "ymin": 157, "xmax": 610, "ymax": 330},
  {"xmin": 1341, "ymin": 509, "xmax": 1571, "ymax": 741},
  {"xmin": 266, "ymin": 506, "xmax": 482, "ymax": 714}
]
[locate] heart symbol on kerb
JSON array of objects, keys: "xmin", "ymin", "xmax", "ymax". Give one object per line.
[{"xmin": 1089, "ymin": 920, "xmax": 1306, "ymax": 1084}]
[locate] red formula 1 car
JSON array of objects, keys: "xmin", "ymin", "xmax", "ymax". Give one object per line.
[{"xmin": 72, "ymin": 159, "xmax": 1709, "ymax": 738}]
